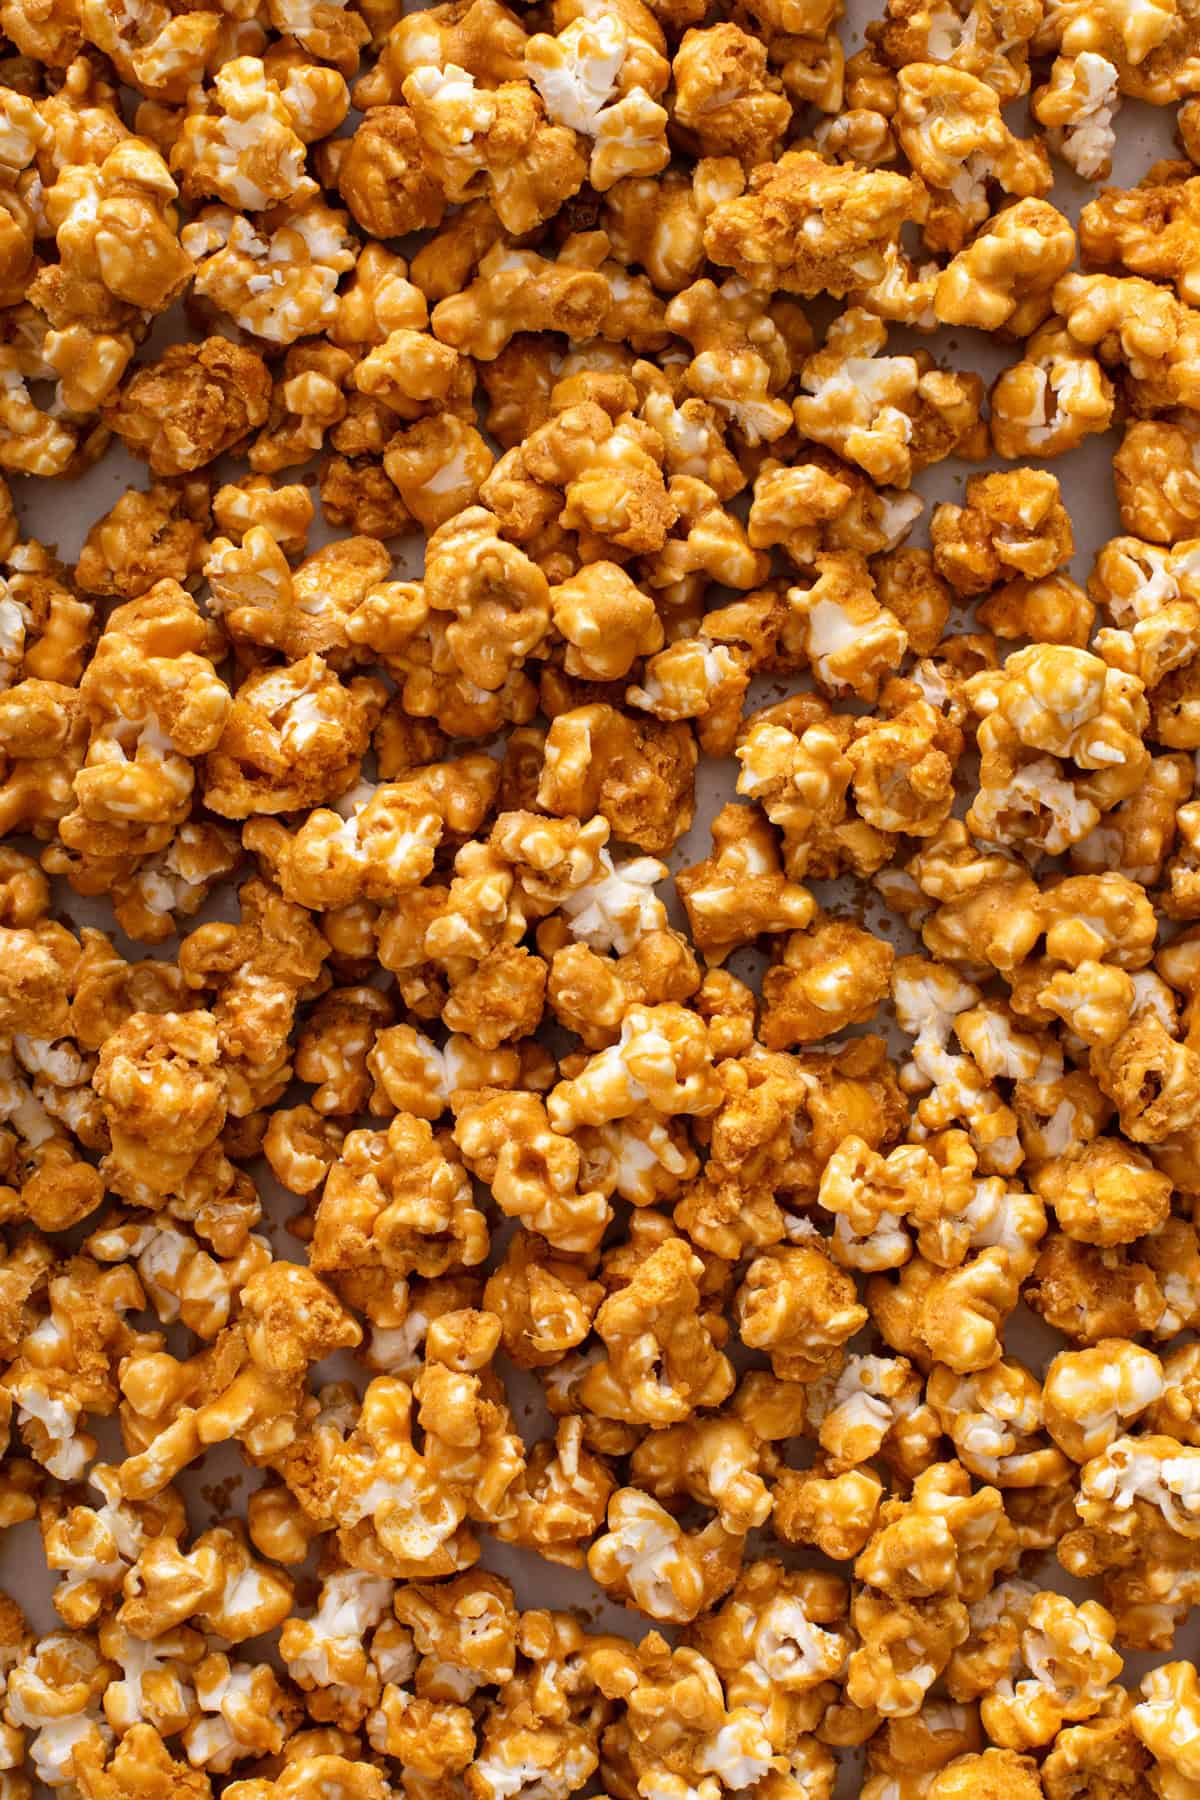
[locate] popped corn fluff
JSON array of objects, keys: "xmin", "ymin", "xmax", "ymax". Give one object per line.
[{"xmin": 4, "ymin": 0, "xmax": 1200, "ymax": 1794}]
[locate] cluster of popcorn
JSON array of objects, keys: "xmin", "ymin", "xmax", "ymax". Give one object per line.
[{"xmin": 8, "ymin": 0, "xmax": 1200, "ymax": 1791}]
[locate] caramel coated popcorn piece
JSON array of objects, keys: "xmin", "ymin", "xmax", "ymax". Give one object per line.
[
  {"xmin": 105, "ymin": 340, "xmax": 272, "ymax": 478},
  {"xmin": 704, "ymin": 150, "xmax": 926, "ymax": 295},
  {"xmin": 793, "ymin": 309, "xmax": 985, "ymax": 487},
  {"xmin": 184, "ymin": 201, "xmax": 358, "ymax": 346}
]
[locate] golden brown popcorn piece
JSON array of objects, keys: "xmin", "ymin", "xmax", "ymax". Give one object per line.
[
  {"xmin": 704, "ymin": 149, "xmax": 926, "ymax": 295},
  {"xmin": 483, "ymin": 1230, "xmax": 602, "ymax": 1369},
  {"xmin": 1042, "ymin": 1339, "xmax": 1165, "ymax": 1464},
  {"xmin": 538, "ymin": 704, "xmax": 697, "ymax": 854},
  {"xmin": 280, "ymin": 1377, "xmax": 475, "ymax": 1581},
  {"xmin": 856, "ymin": 1459, "xmax": 1013, "ymax": 1608},
  {"xmin": 1034, "ymin": 1137, "xmax": 1172, "ymax": 1245},
  {"xmin": 75, "ymin": 480, "xmax": 210, "ymax": 601},
  {"xmin": 626, "ymin": 629, "xmax": 749, "ymax": 753},
  {"xmin": 782, "ymin": 555, "xmax": 911, "ymax": 701},
  {"xmin": 586, "ymin": 1486, "xmax": 743, "ymax": 1621},
  {"xmin": 673, "ymin": 1052, "xmax": 813, "ymax": 1258},
  {"xmin": 2, "ymin": 0, "xmax": 82, "ymax": 61},
  {"xmin": 1089, "ymin": 529, "xmax": 1200, "ymax": 688},
  {"xmin": 421, "ymin": 506, "xmax": 551, "ymax": 692},
  {"xmin": 170, "ymin": 56, "xmax": 318, "ymax": 210},
  {"xmin": 1038, "ymin": 871, "xmax": 1157, "ymax": 970},
  {"xmin": 677, "ymin": 804, "xmax": 815, "ymax": 963},
  {"xmin": 927, "ymin": 1360, "xmax": 1065, "ymax": 1490},
  {"xmin": 312, "ymin": 1113, "xmax": 488, "ymax": 1321},
  {"xmin": 77, "ymin": 0, "xmax": 218, "ymax": 101},
  {"xmin": 247, "ymin": 343, "xmax": 354, "ymax": 475},
  {"xmin": 849, "ymin": 1584, "xmax": 971, "ymax": 1720},
  {"xmin": 498, "ymin": 1415, "xmax": 614, "ymax": 1565},
  {"xmin": 1054, "ymin": 270, "xmax": 1200, "ymax": 415},
  {"xmin": 978, "ymin": 571, "xmax": 1095, "ymax": 650},
  {"xmin": 179, "ymin": 878, "xmax": 330, "ymax": 1114},
  {"xmin": 1025, "ymin": 1233, "xmax": 1165, "ymax": 1344},
  {"xmin": 455, "ymin": 1089, "xmax": 609, "ymax": 1252},
  {"xmin": 106, "ymin": 823, "xmax": 240, "ymax": 949},
  {"xmin": 94, "ymin": 1010, "xmax": 226, "ymax": 1204},
  {"xmin": 577, "ymin": 1232, "xmax": 733, "ymax": 1423},
  {"xmin": 872, "ymin": 548, "xmax": 951, "ymax": 657},
  {"xmin": 747, "ymin": 460, "xmax": 858, "ymax": 567},
  {"xmin": 604, "ymin": 159, "xmax": 741, "ymax": 293},
  {"xmin": 119, "ymin": 1265, "xmax": 362, "ymax": 1503},
  {"xmin": 0, "ymin": 919, "xmax": 80, "ymax": 1041},
  {"xmin": 0, "ymin": 92, "xmax": 48, "ymax": 312},
  {"xmin": 355, "ymin": 0, "xmax": 528, "ymax": 106},
  {"xmin": 820, "ymin": 1131, "xmax": 992, "ymax": 1275},
  {"xmin": 1093, "ymin": 1013, "xmax": 1200, "ymax": 1141},
  {"xmin": 52, "ymin": 582, "xmax": 228, "ymax": 885},
  {"xmin": 932, "ymin": 469, "xmax": 1073, "ymax": 596},
  {"xmin": 1079, "ymin": 167, "xmax": 1200, "ymax": 304},
  {"xmin": 104, "ymin": 340, "xmax": 272, "ymax": 478},
  {"xmin": 671, "ymin": 23, "xmax": 791, "ymax": 163},
  {"xmin": 353, "ymin": 327, "xmax": 470, "ymax": 425},
  {"xmin": 69, "ymin": 927, "xmax": 186, "ymax": 1053},
  {"xmin": 431, "ymin": 243, "xmax": 610, "ymax": 362},
  {"xmin": 863, "ymin": 1706, "xmax": 984, "ymax": 1800},
  {"xmin": 400, "ymin": 67, "xmax": 587, "ymax": 235},
  {"xmin": 1042, "ymin": 1712, "xmax": 1152, "ymax": 1800},
  {"xmin": 990, "ymin": 324, "xmax": 1114, "ymax": 461},
  {"xmin": 774, "ymin": 1461, "xmax": 883, "ymax": 1559},
  {"xmin": 733, "ymin": 707, "xmax": 867, "ymax": 882},
  {"xmin": 494, "ymin": 397, "xmax": 678, "ymax": 555},
  {"xmin": 119, "ymin": 1521, "xmax": 293, "ymax": 1644},
  {"xmin": 208, "ymin": 533, "xmax": 389, "ymax": 664},
  {"xmin": 643, "ymin": 473, "xmax": 768, "ymax": 600},
  {"xmin": 928, "ymin": 1749, "xmax": 1045, "ymax": 1799},
  {"xmin": 548, "ymin": 1001, "xmax": 720, "ymax": 1138},
  {"xmin": 382, "ymin": 415, "xmax": 494, "ymax": 532},
  {"xmin": 849, "ymin": 697, "xmax": 960, "ymax": 836},
  {"xmin": 205, "ymin": 657, "xmax": 385, "ymax": 818},
  {"xmin": 630, "ymin": 1413, "xmax": 771, "ymax": 1534},
  {"xmin": 320, "ymin": 457, "xmax": 411, "ymax": 538},
  {"xmin": 935, "ymin": 199, "xmax": 1077, "ymax": 333},
  {"xmin": 1114, "ymin": 417, "xmax": 1200, "ymax": 544},
  {"xmin": 1037, "ymin": 960, "xmax": 1137, "ymax": 1049},
  {"xmin": 292, "ymin": 985, "xmax": 392, "ymax": 1117},
  {"xmin": 930, "ymin": 1244, "xmax": 1027, "ymax": 1369},
  {"xmin": 86, "ymin": 1212, "xmax": 271, "ymax": 1340},
  {"xmin": 549, "ymin": 561, "xmax": 664, "ymax": 682},
  {"xmin": 393, "ymin": 1566, "xmax": 517, "ymax": 1698},
  {"xmin": 3, "ymin": 1251, "xmax": 151, "ymax": 1482},
  {"xmin": 263, "ymin": 39, "xmax": 353, "ymax": 135},
  {"xmin": 526, "ymin": 11, "xmax": 670, "ymax": 193},
  {"xmin": 330, "ymin": 241, "xmax": 429, "ymax": 352},
  {"xmin": 760, "ymin": 918, "xmax": 894, "ymax": 1047},
  {"xmin": 39, "ymin": 135, "xmax": 194, "ymax": 326},
  {"xmin": 736, "ymin": 1243, "xmax": 867, "ymax": 1381},
  {"xmin": 870, "ymin": 0, "xmax": 1039, "ymax": 95},
  {"xmin": 245, "ymin": 779, "xmax": 446, "ymax": 913},
  {"xmin": 590, "ymin": 1631, "xmax": 775, "ymax": 1798},
  {"xmin": 184, "ymin": 201, "xmax": 358, "ymax": 348},
  {"xmin": 793, "ymin": 309, "xmax": 985, "ymax": 487},
  {"xmin": 323, "ymin": 105, "xmax": 446, "ymax": 240},
  {"xmin": 966, "ymin": 645, "xmax": 1150, "ymax": 856},
  {"xmin": 897, "ymin": 64, "xmax": 1051, "ymax": 251},
  {"xmin": 688, "ymin": 1559, "xmax": 853, "ymax": 1750}
]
